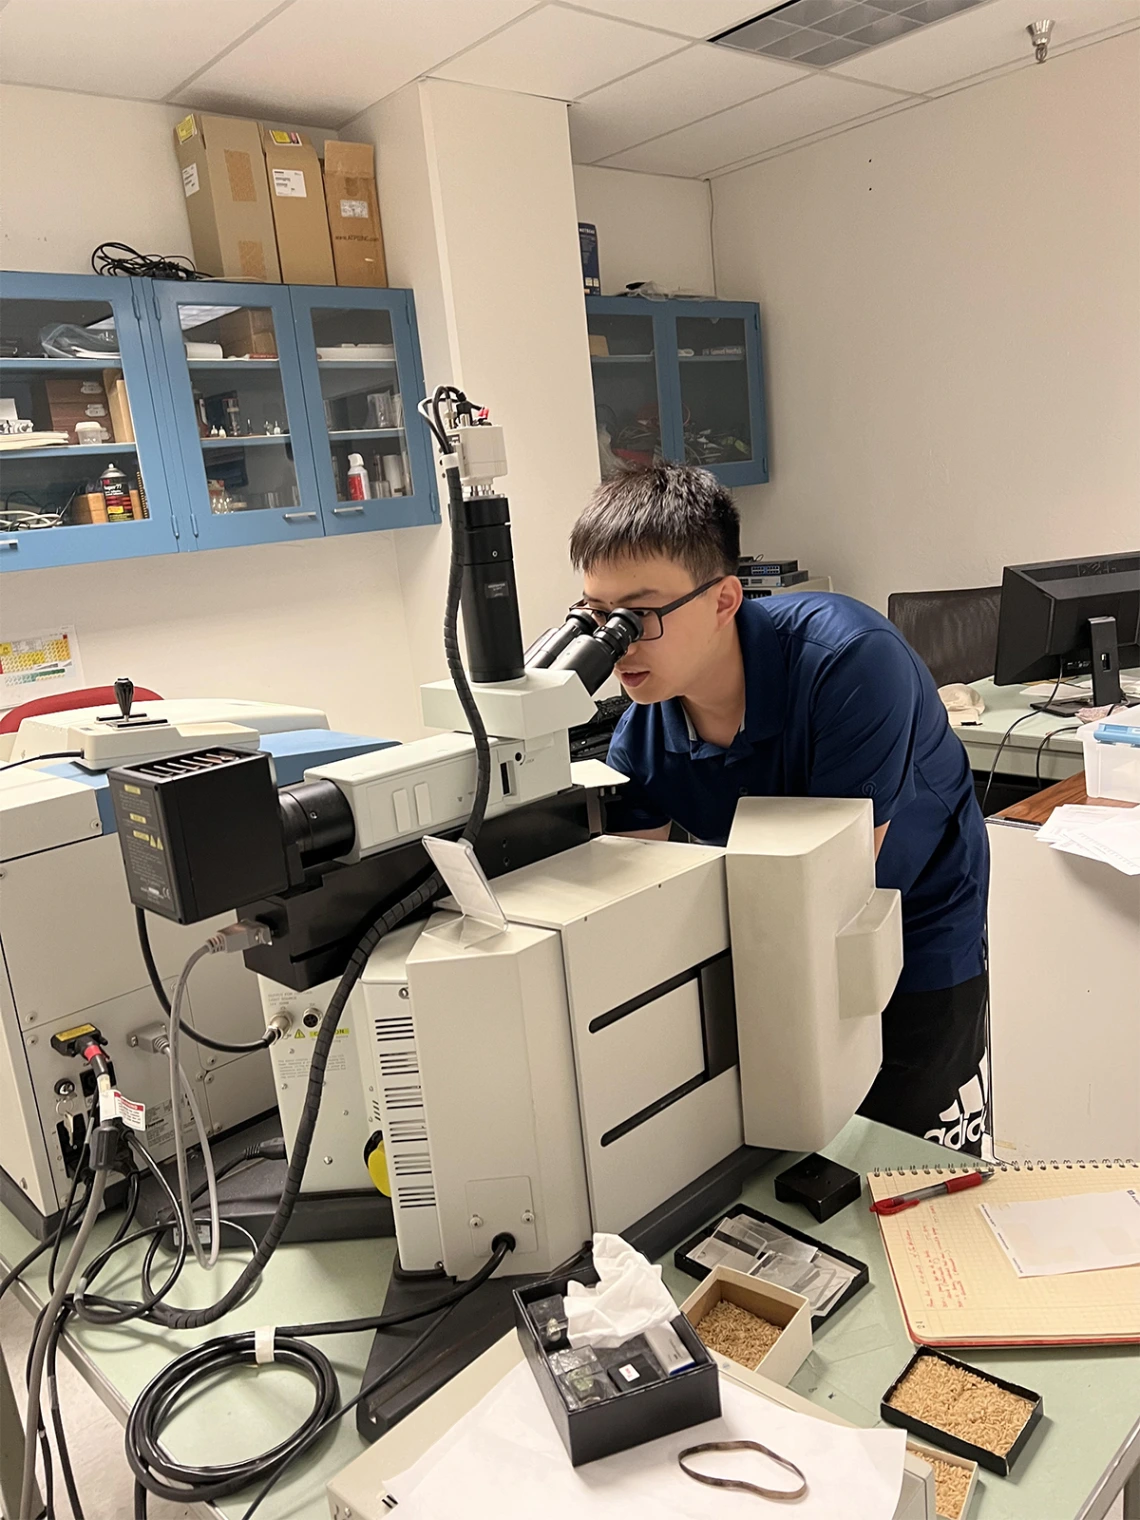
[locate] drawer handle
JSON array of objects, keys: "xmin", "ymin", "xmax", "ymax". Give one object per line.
[
  {"xmin": 283, "ymin": 511, "xmax": 317, "ymax": 522},
  {"xmin": 0, "ymin": 540, "xmax": 19, "ymax": 551},
  {"xmin": 333, "ymin": 504, "xmax": 364, "ymax": 516}
]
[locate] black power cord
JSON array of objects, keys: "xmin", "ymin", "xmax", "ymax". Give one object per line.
[
  {"xmin": 134, "ymin": 908, "xmax": 277, "ymax": 1055},
  {"xmin": 91, "ymin": 243, "xmax": 204, "ymax": 281},
  {"xmin": 0, "ymin": 752, "xmax": 83, "ymax": 772},
  {"xmin": 979, "ymin": 676, "xmax": 1064, "ymax": 814},
  {"xmin": 125, "ymin": 1236, "xmax": 514, "ymax": 1519}
]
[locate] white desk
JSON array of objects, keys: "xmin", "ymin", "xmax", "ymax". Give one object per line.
[
  {"xmin": 955, "ymin": 678, "xmax": 1086, "ymax": 783},
  {"xmin": 987, "ymin": 776, "xmax": 1140, "ymax": 1163}
]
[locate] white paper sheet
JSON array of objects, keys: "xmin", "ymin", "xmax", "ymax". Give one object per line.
[
  {"xmin": 1034, "ymin": 804, "xmax": 1140, "ymax": 875},
  {"xmin": 981, "ymin": 1189, "xmax": 1140, "ymax": 1277},
  {"xmin": 388, "ymin": 1362, "xmax": 906, "ymax": 1519}
]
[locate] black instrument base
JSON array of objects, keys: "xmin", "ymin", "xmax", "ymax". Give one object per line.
[{"xmin": 356, "ymin": 1143, "xmax": 773, "ymax": 1441}]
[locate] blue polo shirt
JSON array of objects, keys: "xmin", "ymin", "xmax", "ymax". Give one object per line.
[{"xmin": 606, "ymin": 594, "xmax": 988, "ymax": 994}]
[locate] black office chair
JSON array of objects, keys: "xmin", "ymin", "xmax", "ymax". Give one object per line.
[{"xmin": 886, "ymin": 586, "xmax": 1002, "ymax": 688}]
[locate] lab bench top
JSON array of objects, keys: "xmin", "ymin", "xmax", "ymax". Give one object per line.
[
  {"xmin": 953, "ymin": 677, "xmax": 1088, "ymax": 783},
  {"xmin": 2, "ymin": 1116, "xmax": 1137, "ymax": 1520}
]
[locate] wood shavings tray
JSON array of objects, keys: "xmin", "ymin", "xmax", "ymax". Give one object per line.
[{"xmin": 882, "ymin": 1349, "xmax": 1042, "ymax": 1475}]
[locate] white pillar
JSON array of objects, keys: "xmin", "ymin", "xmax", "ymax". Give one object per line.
[{"xmin": 349, "ymin": 80, "xmax": 600, "ymax": 723}]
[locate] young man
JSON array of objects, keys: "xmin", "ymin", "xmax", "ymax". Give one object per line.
[{"xmin": 569, "ymin": 464, "xmax": 991, "ymax": 1154}]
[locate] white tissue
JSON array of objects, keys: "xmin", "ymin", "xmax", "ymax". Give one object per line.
[{"xmin": 564, "ymin": 1233, "xmax": 680, "ymax": 1349}]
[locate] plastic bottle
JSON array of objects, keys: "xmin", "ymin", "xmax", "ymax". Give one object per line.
[
  {"xmin": 346, "ymin": 452, "xmax": 370, "ymax": 501},
  {"xmin": 99, "ymin": 463, "xmax": 133, "ymax": 524}
]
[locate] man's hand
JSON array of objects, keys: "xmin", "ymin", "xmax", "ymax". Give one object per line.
[{"xmin": 615, "ymin": 825, "xmax": 671, "ymax": 841}]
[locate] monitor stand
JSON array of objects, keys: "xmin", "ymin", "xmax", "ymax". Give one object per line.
[{"xmin": 1032, "ymin": 616, "xmax": 1137, "ymax": 716}]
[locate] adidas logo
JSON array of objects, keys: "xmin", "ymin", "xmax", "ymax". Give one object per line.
[{"xmin": 924, "ymin": 1060, "xmax": 988, "ymax": 1151}]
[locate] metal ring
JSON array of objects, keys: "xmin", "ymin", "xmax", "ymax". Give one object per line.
[{"xmin": 678, "ymin": 1440, "xmax": 809, "ymax": 1501}]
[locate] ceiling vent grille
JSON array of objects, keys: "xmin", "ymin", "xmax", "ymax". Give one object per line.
[{"xmin": 712, "ymin": 0, "xmax": 987, "ymax": 69}]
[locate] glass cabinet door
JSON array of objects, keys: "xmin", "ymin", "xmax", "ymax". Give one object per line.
[
  {"xmin": 0, "ymin": 274, "xmax": 177, "ymax": 570},
  {"xmin": 586, "ymin": 308, "xmax": 666, "ymax": 479},
  {"xmin": 673, "ymin": 308, "xmax": 766, "ymax": 483},
  {"xmin": 289, "ymin": 288, "xmax": 437, "ymax": 533},
  {"xmin": 150, "ymin": 282, "xmax": 323, "ymax": 549}
]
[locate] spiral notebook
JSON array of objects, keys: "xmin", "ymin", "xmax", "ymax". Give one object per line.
[{"xmin": 868, "ymin": 1160, "xmax": 1140, "ymax": 1347}]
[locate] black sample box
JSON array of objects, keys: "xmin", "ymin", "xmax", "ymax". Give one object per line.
[
  {"xmin": 880, "ymin": 1349, "xmax": 1044, "ymax": 1477},
  {"xmin": 774, "ymin": 1153, "xmax": 862, "ymax": 1222},
  {"xmin": 514, "ymin": 1275, "xmax": 719, "ymax": 1467},
  {"xmin": 674, "ymin": 1205, "xmax": 869, "ymax": 1330}
]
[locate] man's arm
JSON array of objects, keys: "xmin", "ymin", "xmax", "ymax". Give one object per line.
[{"xmin": 809, "ymin": 631, "xmax": 922, "ymax": 839}]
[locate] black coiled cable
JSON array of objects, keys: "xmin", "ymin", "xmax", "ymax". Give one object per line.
[{"xmin": 125, "ymin": 1332, "xmax": 339, "ymax": 1511}]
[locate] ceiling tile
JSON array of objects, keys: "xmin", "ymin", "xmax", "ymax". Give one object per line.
[
  {"xmin": 831, "ymin": 0, "xmax": 1140, "ymax": 94},
  {"xmin": 570, "ymin": 41, "xmax": 800, "ymax": 161},
  {"xmin": 0, "ymin": 0, "xmax": 285, "ymax": 98},
  {"xmin": 432, "ymin": 4, "xmax": 686, "ymax": 98},
  {"xmin": 601, "ymin": 71, "xmax": 904, "ymax": 174},
  {"xmin": 177, "ymin": 0, "xmax": 538, "ymax": 126},
  {"xmin": 563, "ymin": 1, "xmax": 784, "ymax": 38}
]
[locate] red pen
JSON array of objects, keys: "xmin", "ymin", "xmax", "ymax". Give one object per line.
[{"xmin": 870, "ymin": 1170, "xmax": 994, "ymax": 1215}]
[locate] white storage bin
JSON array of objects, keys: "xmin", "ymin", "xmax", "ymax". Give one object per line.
[{"xmin": 1081, "ymin": 717, "xmax": 1140, "ymax": 803}]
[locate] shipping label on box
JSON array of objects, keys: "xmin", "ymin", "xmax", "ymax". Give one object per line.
[
  {"xmin": 261, "ymin": 128, "xmax": 335, "ymax": 285},
  {"xmin": 172, "ymin": 113, "xmax": 280, "ymax": 282},
  {"xmin": 323, "ymin": 140, "xmax": 388, "ymax": 288}
]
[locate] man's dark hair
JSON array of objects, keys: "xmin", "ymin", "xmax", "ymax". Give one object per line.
[{"xmin": 569, "ymin": 464, "xmax": 740, "ymax": 583}]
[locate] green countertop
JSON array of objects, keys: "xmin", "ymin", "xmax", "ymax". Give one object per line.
[{"xmin": 3, "ymin": 1116, "xmax": 1137, "ymax": 1519}]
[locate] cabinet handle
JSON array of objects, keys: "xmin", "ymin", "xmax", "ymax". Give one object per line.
[
  {"xmin": 0, "ymin": 540, "xmax": 19, "ymax": 551},
  {"xmin": 332, "ymin": 504, "xmax": 364, "ymax": 516},
  {"xmin": 283, "ymin": 512, "xmax": 317, "ymax": 522}
]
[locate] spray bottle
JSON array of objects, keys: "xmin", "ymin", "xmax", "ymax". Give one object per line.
[{"xmin": 346, "ymin": 452, "xmax": 370, "ymax": 501}]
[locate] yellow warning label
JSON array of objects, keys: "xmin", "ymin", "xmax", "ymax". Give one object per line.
[
  {"xmin": 123, "ymin": 784, "xmax": 141, "ymax": 795},
  {"xmin": 293, "ymin": 1030, "xmax": 306, "ymax": 1040},
  {"xmin": 132, "ymin": 829, "xmax": 149, "ymax": 842},
  {"xmin": 129, "ymin": 813, "xmax": 147, "ymax": 824},
  {"xmin": 269, "ymin": 129, "xmax": 302, "ymax": 145},
  {"xmin": 176, "ymin": 114, "xmax": 197, "ymax": 143}
]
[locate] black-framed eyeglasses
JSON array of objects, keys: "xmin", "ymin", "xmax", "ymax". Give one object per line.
[{"xmin": 570, "ymin": 577, "xmax": 723, "ymax": 642}]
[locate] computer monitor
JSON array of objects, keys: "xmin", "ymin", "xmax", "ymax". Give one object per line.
[{"xmin": 994, "ymin": 553, "xmax": 1140, "ymax": 710}]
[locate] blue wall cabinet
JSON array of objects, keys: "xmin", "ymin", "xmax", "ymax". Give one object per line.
[
  {"xmin": 586, "ymin": 297, "xmax": 768, "ymax": 488},
  {"xmin": 289, "ymin": 286, "xmax": 437, "ymax": 535},
  {"xmin": 0, "ymin": 272, "xmax": 180, "ymax": 570},
  {"xmin": 0, "ymin": 272, "xmax": 439, "ymax": 571}
]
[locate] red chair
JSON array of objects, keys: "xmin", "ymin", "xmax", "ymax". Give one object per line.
[{"xmin": 0, "ymin": 685, "xmax": 163, "ymax": 734}]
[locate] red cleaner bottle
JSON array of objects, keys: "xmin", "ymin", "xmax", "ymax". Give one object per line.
[
  {"xmin": 346, "ymin": 452, "xmax": 370, "ymax": 501},
  {"xmin": 100, "ymin": 463, "xmax": 133, "ymax": 523}
]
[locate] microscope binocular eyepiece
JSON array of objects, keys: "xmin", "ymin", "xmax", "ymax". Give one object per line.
[{"xmin": 526, "ymin": 606, "xmax": 644, "ymax": 696}]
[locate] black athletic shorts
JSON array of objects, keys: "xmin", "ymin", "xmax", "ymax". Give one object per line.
[{"xmin": 857, "ymin": 971, "xmax": 990, "ymax": 1157}]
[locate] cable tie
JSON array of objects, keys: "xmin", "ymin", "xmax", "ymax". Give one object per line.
[{"xmin": 254, "ymin": 1326, "xmax": 276, "ymax": 1365}]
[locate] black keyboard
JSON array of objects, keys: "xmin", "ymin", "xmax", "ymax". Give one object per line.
[{"xmin": 569, "ymin": 693, "xmax": 632, "ymax": 762}]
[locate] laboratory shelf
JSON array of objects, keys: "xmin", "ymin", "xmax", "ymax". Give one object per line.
[
  {"xmin": 199, "ymin": 434, "xmax": 291, "ymax": 448},
  {"xmin": 0, "ymin": 442, "xmax": 139, "ymax": 459},
  {"xmin": 0, "ymin": 357, "xmax": 123, "ymax": 370}
]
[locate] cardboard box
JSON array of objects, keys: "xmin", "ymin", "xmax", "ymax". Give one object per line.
[
  {"xmin": 262, "ymin": 129, "xmax": 335, "ymax": 285},
  {"xmin": 680, "ymin": 1265, "xmax": 812, "ymax": 1387},
  {"xmin": 173, "ymin": 113, "xmax": 280, "ymax": 283},
  {"xmin": 323, "ymin": 140, "xmax": 387, "ymax": 287},
  {"xmin": 588, "ymin": 333, "xmax": 609, "ymax": 358},
  {"xmin": 906, "ymin": 1441, "xmax": 980, "ymax": 1520},
  {"xmin": 208, "ymin": 308, "xmax": 279, "ymax": 360},
  {"xmin": 514, "ymin": 1276, "xmax": 720, "ymax": 1468},
  {"xmin": 102, "ymin": 371, "xmax": 134, "ymax": 443},
  {"xmin": 71, "ymin": 492, "xmax": 108, "ymax": 525},
  {"xmin": 44, "ymin": 376, "xmax": 110, "ymax": 444}
]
